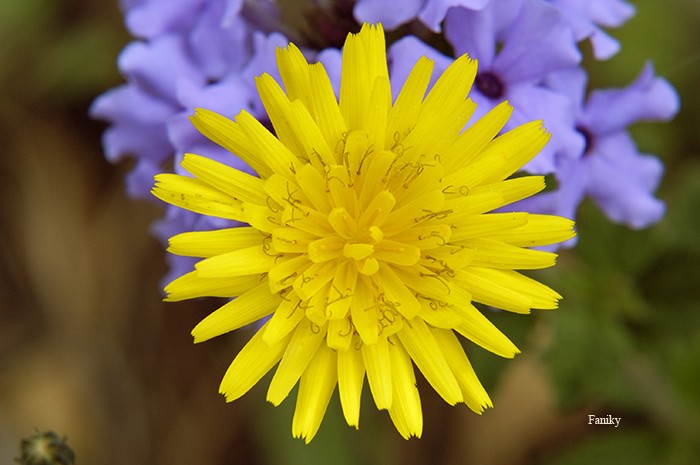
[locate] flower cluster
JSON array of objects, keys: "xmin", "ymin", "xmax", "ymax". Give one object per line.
[
  {"xmin": 381, "ymin": 0, "xmax": 679, "ymax": 240},
  {"xmin": 91, "ymin": 0, "xmax": 291, "ymax": 281},
  {"xmin": 93, "ymin": 0, "xmax": 678, "ymax": 280},
  {"xmin": 152, "ymin": 23, "xmax": 576, "ymax": 441}
]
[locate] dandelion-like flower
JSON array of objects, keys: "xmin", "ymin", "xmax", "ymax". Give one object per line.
[{"xmin": 152, "ymin": 23, "xmax": 575, "ymax": 442}]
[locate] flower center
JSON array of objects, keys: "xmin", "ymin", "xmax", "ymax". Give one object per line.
[
  {"xmin": 575, "ymin": 125, "xmax": 595, "ymax": 156},
  {"xmin": 475, "ymin": 72, "xmax": 505, "ymax": 100}
]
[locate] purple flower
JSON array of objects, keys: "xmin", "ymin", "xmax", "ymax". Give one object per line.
[
  {"xmin": 389, "ymin": 0, "xmax": 583, "ymax": 174},
  {"xmin": 519, "ymin": 63, "xmax": 679, "ymax": 233},
  {"xmin": 91, "ymin": 3, "xmax": 288, "ymax": 195},
  {"xmin": 546, "ymin": 0, "xmax": 635, "ymax": 59},
  {"xmin": 354, "ymin": 0, "xmax": 491, "ymax": 31},
  {"xmin": 91, "ymin": 0, "xmax": 291, "ymax": 281}
]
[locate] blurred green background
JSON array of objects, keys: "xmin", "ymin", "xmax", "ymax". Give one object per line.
[{"xmin": 1, "ymin": 1, "xmax": 699, "ymax": 464}]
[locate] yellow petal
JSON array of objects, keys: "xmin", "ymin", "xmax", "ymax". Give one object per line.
[
  {"xmin": 460, "ymin": 268, "xmax": 562, "ymax": 310},
  {"xmin": 283, "ymin": 99, "xmax": 336, "ymax": 170},
  {"xmin": 326, "ymin": 260, "xmax": 358, "ymax": 320},
  {"xmin": 453, "ymin": 269, "xmax": 532, "ymax": 314},
  {"xmin": 268, "ymin": 254, "xmax": 313, "ymax": 293},
  {"xmin": 431, "ymin": 328, "xmax": 492, "ymax": 413},
  {"xmin": 327, "ymin": 317, "xmax": 354, "ymax": 350},
  {"xmin": 403, "ymin": 55, "xmax": 477, "ymax": 162},
  {"xmin": 236, "ymin": 109, "xmax": 302, "ymax": 178},
  {"xmin": 168, "ymin": 227, "xmax": 264, "ymax": 257},
  {"xmin": 373, "ymin": 240, "xmax": 421, "ymax": 266},
  {"xmin": 351, "ymin": 278, "xmax": 379, "ymax": 344},
  {"xmin": 387, "ymin": 336, "xmax": 423, "ymax": 439},
  {"xmin": 152, "ymin": 174, "xmax": 245, "ymax": 221},
  {"xmin": 456, "ymin": 238, "xmax": 557, "ymax": 269},
  {"xmin": 295, "ymin": 163, "xmax": 332, "ymax": 213},
  {"xmin": 453, "ymin": 303, "xmax": 520, "ymax": 358},
  {"xmin": 181, "ymin": 153, "xmax": 267, "ymax": 204},
  {"xmin": 262, "ymin": 291, "xmax": 306, "ymax": 345},
  {"xmin": 255, "ymin": 73, "xmax": 307, "ymax": 159},
  {"xmin": 397, "ymin": 318, "xmax": 462, "ymax": 405},
  {"xmin": 337, "ymin": 339, "xmax": 365, "ymax": 428},
  {"xmin": 164, "ymin": 271, "xmax": 261, "ymax": 301},
  {"xmin": 267, "ymin": 319, "xmax": 327, "ymax": 405},
  {"xmin": 468, "ymin": 175, "xmax": 545, "ymax": 206},
  {"xmin": 307, "ymin": 236, "xmax": 345, "ymax": 263},
  {"xmin": 292, "ymin": 343, "xmax": 337, "ymax": 443},
  {"xmin": 450, "ymin": 212, "xmax": 529, "ymax": 242},
  {"xmin": 376, "ymin": 264, "xmax": 420, "ymax": 319},
  {"xmin": 189, "ymin": 108, "xmax": 272, "ymax": 177},
  {"xmin": 308, "ymin": 62, "xmax": 347, "ymax": 154},
  {"xmin": 340, "ymin": 23, "xmax": 387, "ymax": 130},
  {"xmin": 392, "ymin": 265, "xmax": 471, "ymax": 307},
  {"xmin": 442, "ymin": 101, "xmax": 513, "ymax": 171},
  {"xmin": 293, "ymin": 261, "xmax": 336, "ymax": 301},
  {"xmin": 417, "ymin": 298, "xmax": 464, "ymax": 329},
  {"xmin": 271, "ymin": 227, "xmax": 316, "ymax": 254},
  {"xmin": 361, "ymin": 336, "xmax": 392, "ymax": 410},
  {"xmin": 276, "ymin": 43, "xmax": 313, "ymax": 114},
  {"xmin": 219, "ymin": 321, "xmax": 291, "ymax": 402},
  {"xmin": 363, "ymin": 75, "xmax": 391, "ymax": 155},
  {"xmin": 386, "ymin": 56, "xmax": 433, "ymax": 147},
  {"xmin": 445, "ymin": 120, "xmax": 550, "ymax": 189},
  {"xmin": 195, "ymin": 244, "xmax": 277, "ymax": 277},
  {"xmin": 382, "ymin": 189, "xmax": 445, "ymax": 235},
  {"xmin": 191, "ymin": 279, "xmax": 282, "ymax": 343},
  {"xmin": 489, "ymin": 214, "xmax": 576, "ymax": 247}
]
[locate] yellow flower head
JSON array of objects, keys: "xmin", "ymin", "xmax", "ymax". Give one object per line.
[{"xmin": 152, "ymin": 23, "xmax": 575, "ymax": 442}]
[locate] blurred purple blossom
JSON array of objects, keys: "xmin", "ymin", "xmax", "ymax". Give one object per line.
[
  {"xmin": 353, "ymin": 0, "xmax": 491, "ymax": 31},
  {"xmin": 546, "ymin": 0, "xmax": 635, "ymax": 59},
  {"xmin": 517, "ymin": 63, "xmax": 679, "ymax": 233},
  {"xmin": 92, "ymin": 0, "xmax": 288, "ymax": 281},
  {"xmin": 390, "ymin": 0, "xmax": 584, "ymax": 173}
]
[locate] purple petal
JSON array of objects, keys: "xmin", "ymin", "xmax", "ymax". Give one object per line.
[
  {"xmin": 586, "ymin": 134, "xmax": 666, "ymax": 228},
  {"xmin": 189, "ymin": 1, "xmax": 250, "ymax": 78},
  {"xmin": 418, "ymin": 0, "xmax": 491, "ymax": 32},
  {"xmin": 586, "ymin": 0, "xmax": 635, "ymax": 27},
  {"xmin": 495, "ymin": 0, "xmax": 580, "ymax": 83},
  {"xmin": 175, "ymin": 74, "xmax": 252, "ymax": 117},
  {"xmin": 118, "ymin": 35, "xmax": 205, "ymax": 102},
  {"xmin": 547, "ymin": 0, "xmax": 634, "ymax": 59},
  {"xmin": 90, "ymin": 84, "xmax": 177, "ymax": 125},
  {"xmin": 545, "ymin": 67, "xmax": 588, "ymax": 113},
  {"xmin": 587, "ymin": 27, "xmax": 621, "ymax": 60},
  {"xmin": 444, "ymin": 6, "xmax": 497, "ymax": 67},
  {"xmin": 353, "ymin": 0, "xmax": 423, "ymax": 30},
  {"xmin": 125, "ymin": 0, "xmax": 204, "ymax": 38},
  {"xmin": 102, "ymin": 123, "xmax": 171, "ymax": 164},
  {"xmin": 222, "ymin": 0, "xmax": 245, "ymax": 27},
  {"xmin": 582, "ymin": 63, "xmax": 680, "ymax": 135}
]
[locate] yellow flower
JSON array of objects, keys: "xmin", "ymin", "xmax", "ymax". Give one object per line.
[{"xmin": 152, "ymin": 23, "xmax": 575, "ymax": 442}]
